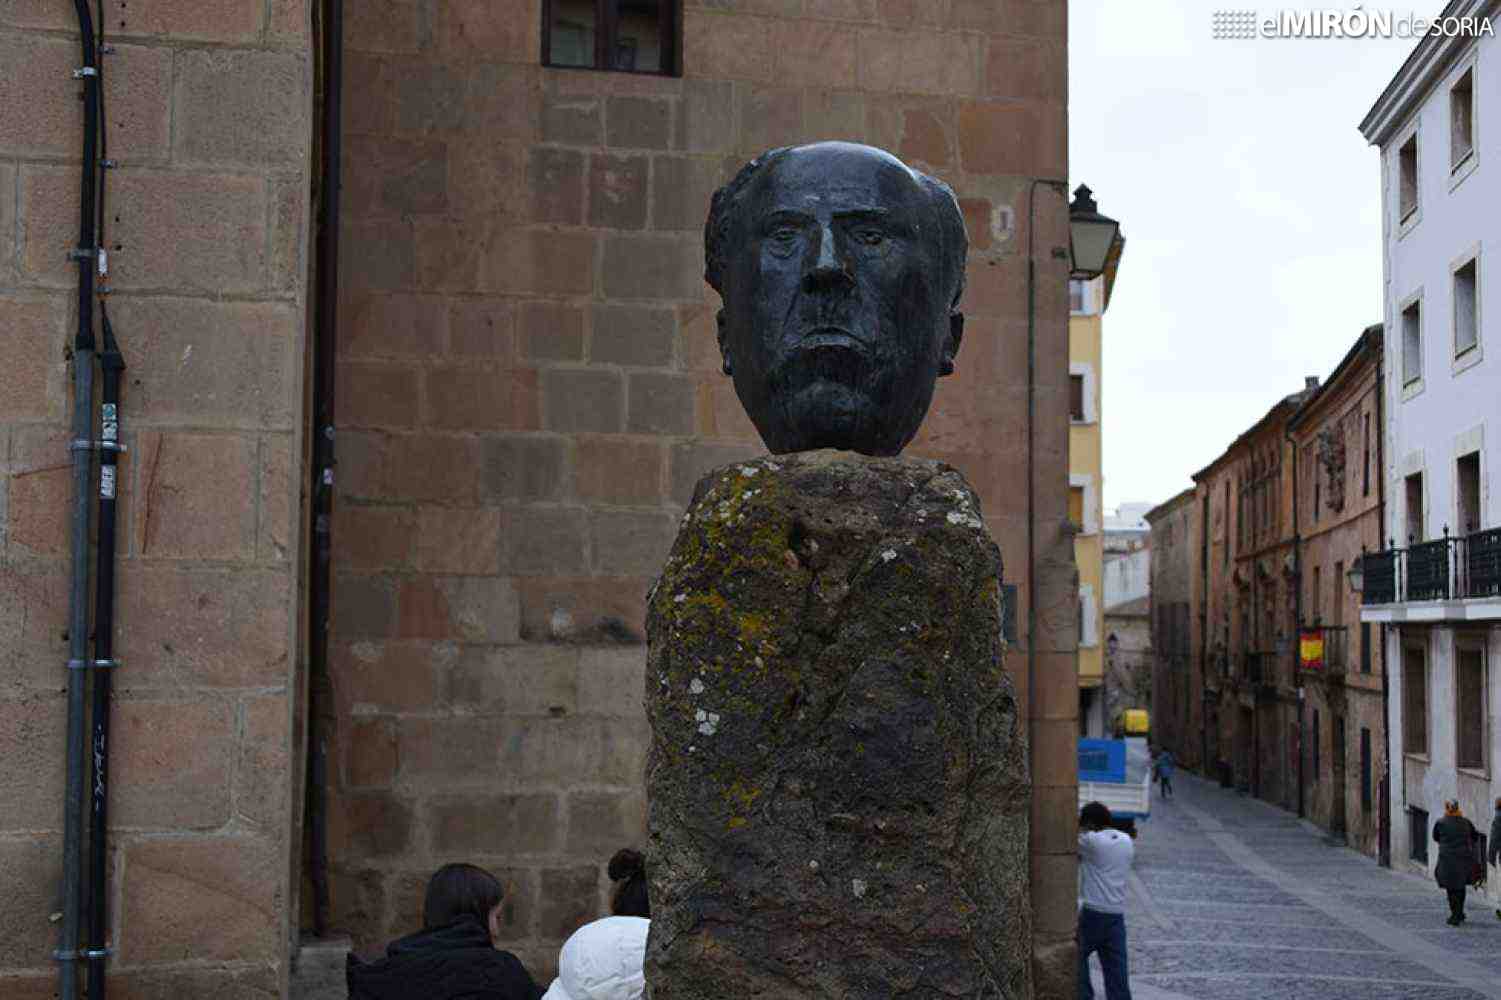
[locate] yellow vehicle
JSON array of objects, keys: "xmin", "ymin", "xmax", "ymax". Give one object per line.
[{"xmin": 1113, "ymin": 708, "xmax": 1150, "ymax": 740}]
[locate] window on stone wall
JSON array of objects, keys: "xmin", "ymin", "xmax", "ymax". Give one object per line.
[
  {"xmin": 1458, "ymin": 452, "xmax": 1481, "ymax": 534},
  {"xmin": 1311, "ymin": 565, "xmax": 1321, "ymax": 624},
  {"xmin": 1398, "ymin": 133, "xmax": 1418, "ymax": 222},
  {"xmin": 1069, "ymin": 374, "xmax": 1085, "ymax": 421},
  {"xmin": 1401, "ymin": 298, "xmax": 1422, "ymax": 385},
  {"xmin": 1454, "ymin": 257, "xmax": 1479, "ymax": 357},
  {"xmin": 1360, "ymin": 726, "xmax": 1372, "ymax": 812},
  {"xmin": 1332, "ymin": 560, "xmax": 1343, "ymax": 627},
  {"xmin": 1405, "ymin": 471, "xmax": 1424, "ymax": 542},
  {"xmin": 544, "ymin": 0, "xmax": 680, "ymax": 75},
  {"xmin": 1456, "ymin": 640, "xmax": 1487, "ymax": 771},
  {"xmin": 1363, "ymin": 412, "xmax": 1371, "ymax": 497},
  {"xmin": 1451, "ymin": 68, "xmax": 1474, "ymax": 169},
  {"xmin": 1069, "ymin": 486, "xmax": 1085, "ymax": 530},
  {"xmin": 1403, "ymin": 640, "xmax": 1428, "ymax": 755},
  {"xmin": 1361, "ymin": 621, "xmax": 1371, "ymax": 674}
]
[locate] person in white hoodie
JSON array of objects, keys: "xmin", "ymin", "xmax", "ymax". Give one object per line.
[
  {"xmin": 542, "ymin": 849, "xmax": 651, "ymax": 1000},
  {"xmin": 1078, "ymin": 801, "xmax": 1134, "ymax": 1000}
]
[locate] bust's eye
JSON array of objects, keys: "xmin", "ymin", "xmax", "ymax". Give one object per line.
[
  {"xmin": 769, "ymin": 226, "xmax": 800, "ymax": 243},
  {"xmin": 852, "ymin": 228, "xmax": 885, "ymax": 246}
]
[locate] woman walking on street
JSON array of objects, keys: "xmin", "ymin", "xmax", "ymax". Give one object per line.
[{"xmin": 1434, "ymin": 800, "xmax": 1478, "ymax": 926}]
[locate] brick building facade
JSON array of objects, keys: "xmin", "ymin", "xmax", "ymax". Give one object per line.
[
  {"xmin": 3, "ymin": 2, "xmax": 1077, "ymax": 996},
  {"xmin": 1286, "ymin": 325, "xmax": 1387, "ymax": 858},
  {"xmin": 1187, "ymin": 387, "xmax": 1312, "ymax": 806},
  {"xmin": 1145, "ymin": 488, "xmax": 1195, "ymax": 768}
]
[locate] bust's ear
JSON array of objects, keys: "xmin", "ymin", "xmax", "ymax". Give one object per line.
[
  {"xmin": 939, "ymin": 311, "xmax": 964, "ymax": 377},
  {"xmin": 716, "ymin": 308, "xmax": 733, "ymax": 376}
]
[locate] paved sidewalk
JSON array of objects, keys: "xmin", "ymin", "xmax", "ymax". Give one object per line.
[{"xmin": 1083, "ymin": 772, "xmax": 1501, "ymax": 1000}]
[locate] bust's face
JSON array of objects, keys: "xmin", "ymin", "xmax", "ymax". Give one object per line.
[{"xmin": 717, "ymin": 143, "xmax": 960, "ymax": 456}]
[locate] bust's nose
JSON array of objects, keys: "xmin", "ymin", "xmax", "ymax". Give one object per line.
[{"xmin": 801, "ymin": 222, "xmax": 854, "ymax": 294}]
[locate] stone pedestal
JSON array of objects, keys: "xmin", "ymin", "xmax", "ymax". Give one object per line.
[{"xmin": 644, "ymin": 451, "xmax": 1031, "ymax": 999}]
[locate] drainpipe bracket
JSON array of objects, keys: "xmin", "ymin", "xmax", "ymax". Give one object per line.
[
  {"xmin": 66, "ymin": 659, "xmax": 121, "ymax": 670},
  {"xmin": 69, "ymin": 439, "xmax": 127, "ymax": 454},
  {"xmin": 71, "ymin": 66, "xmax": 97, "ymax": 79},
  {"xmin": 53, "ymin": 947, "xmax": 112, "ymax": 961},
  {"xmin": 67, "ymin": 247, "xmax": 98, "ymax": 262}
]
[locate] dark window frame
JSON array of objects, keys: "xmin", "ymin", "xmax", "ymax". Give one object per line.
[{"xmin": 542, "ymin": 0, "xmax": 682, "ymax": 76}]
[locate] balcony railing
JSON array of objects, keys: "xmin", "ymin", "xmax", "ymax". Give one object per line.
[{"xmin": 1361, "ymin": 528, "xmax": 1501, "ymax": 605}]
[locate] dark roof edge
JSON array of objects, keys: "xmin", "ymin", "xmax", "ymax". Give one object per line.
[
  {"xmin": 1144, "ymin": 486, "xmax": 1198, "ymax": 524},
  {"xmin": 1358, "ymin": 0, "xmax": 1499, "ymax": 145},
  {"xmin": 1288, "ymin": 324, "xmax": 1384, "ymax": 431}
]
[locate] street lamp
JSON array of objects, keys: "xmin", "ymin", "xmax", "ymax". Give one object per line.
[
  {"xmin": 1346, "ymin": 553, "xmax": 1365, "ymax": 595},
  {"xmin": 1067, "ymin": 185, "xmax": 1122, "ymax": 280}
]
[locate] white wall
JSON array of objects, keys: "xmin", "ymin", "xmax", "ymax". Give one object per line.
[
  {"xmin": 1381, "ymin": 31, "xmax": 1498, "ymax": 547},
  {"xmin": 1104, "ymin": 548, "xmax": 1151, "ymax": 608}
]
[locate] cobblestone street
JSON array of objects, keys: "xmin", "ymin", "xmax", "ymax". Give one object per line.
[{"xmin": 1089, "ymin": 773, "xmax": 1501, "ymax": 1000}]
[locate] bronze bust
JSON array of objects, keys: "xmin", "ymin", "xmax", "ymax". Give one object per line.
[{"xmin": 704, "ymin": 142, "xmax": 968, "ymax": 456}]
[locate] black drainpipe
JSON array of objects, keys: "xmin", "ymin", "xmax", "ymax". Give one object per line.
[
  {"xmin": 305, "ymin": 0, "xmax": 344, "ymax": 937},
  {"xmin": 1375, "ymin": 351, "xmax": 1392, "ymax": 867},
  {"xmin": 59, "ymin": 3, "xmax": 99, "ymax": 997},
  {"xmin": 86, "ymin": 0, "xmax": 124, "ymax": 990}
]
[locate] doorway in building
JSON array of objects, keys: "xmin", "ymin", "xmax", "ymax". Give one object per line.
[
  {"xmin": 1237, "ymin": 706, "xmax": 1253, "ymax": 791},
  {"xmin": 1331, "ymin": 715, "xmax": 1347, "ymax": 838}
]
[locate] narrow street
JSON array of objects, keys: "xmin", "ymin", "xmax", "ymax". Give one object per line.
[{"xmin": 1091, "ymin": 773, "xmax": 1501, "ymax": 1000}]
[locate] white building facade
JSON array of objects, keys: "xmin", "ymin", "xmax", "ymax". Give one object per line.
[{"xmin": 1359, "ymin": 0, "xmax": 1501, "ymax": 882}]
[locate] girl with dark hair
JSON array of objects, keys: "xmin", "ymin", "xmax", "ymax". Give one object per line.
[
  {"xmin": 347, "ymin": 863, "xmax": 544, "ymax": 1000},
  {"xmin": 540, "ymin": 849, "xmax": 651, "ymax": 1000}
]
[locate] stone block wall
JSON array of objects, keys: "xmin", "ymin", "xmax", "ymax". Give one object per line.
[
  {"xmin": 328, "ymin": 0, "xmax": 1075, "ymax": 990},
  {"xmin": 0, "ymin": 2, "xmax": 311, "ymax": 996}
]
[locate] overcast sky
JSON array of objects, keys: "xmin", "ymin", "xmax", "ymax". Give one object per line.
[{"xmin": 1069, "ymin": 1, "xmax": 1425, "ymax": 511}]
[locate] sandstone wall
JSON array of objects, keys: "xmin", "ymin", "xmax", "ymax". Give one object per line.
[
  {"xmin": 0, "ymin": 2, "xmax": 312, "ymax": 997},
  {"xmin": 328, "ymin": 0, "xmax": 1075, "ymax": 989}
]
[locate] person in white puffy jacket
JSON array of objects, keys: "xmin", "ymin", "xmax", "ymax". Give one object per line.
[{"xmin": 540, "ymin": 915, "xmax": 649, "ymax": 1000}]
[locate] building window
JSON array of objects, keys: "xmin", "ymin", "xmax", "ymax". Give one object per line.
[
  {"xmin": 1311, "ymin": 565, "xmax": 1321, "ymax": 624},
  {"xmin": 1332, "ymin": 560, "xmax": 1344, "ymax": 626},
  {"xmin": 1410, "ymin": 807, "xmax": 1429, "ymax": 863},
  {"xmin": 1068, "ymin": 486, "xmax": 1085, "ymax": 529},
  {"xmin": 1360, "ymin": 726, "xmax": 1372, "ymax": 811},
  {"xmin": 1451, "ymin": 68, "xmax": 1474, "ymax": 170},
  {"xmin": 1453, "ymin": 257, "xmax": 1479, "ymax": 356},
  {"xmin": 1456, "ymin": 641, "xmax": 1487, "ymax": 771},
  {"xmin": 1361, "ymin": 621, "xmax": 1372, "ymax": 674},
  {"xmin": 1401, "ymin": 298, "xmax": 1422, "ymax": 385},
  {"xmin": 1363, "ymin": 413, "xmax": 1371, "ymax": 497},
  {"xmin": 1405, "ymin": 471, "xmax": 1424, "ymax": 542},
  {"xmin": 1458, "ymin": 451, "xmax": 1481, "ymax": 534},
  {"xmin": 1403, "ymin": 640, "xmax": 1428, "ymax": 755},
  {"xmin": 1313, "ymin": 466, "xmax": 1321, "ymax": 522},
  {"xmin": 1398, "ymin": 133, "xmax": 1418, "ymax": 222},
  {"xmin": 1069, "ymin": 374, "xmax": 1085, "ymax": 421},
  {"xmin": 1069, "ymin": 279, "xmax": 1086, "ymax": 313},
  {"xmin": 1223, "ymin": 482, "xmax": 1231, "ymax": 567},
  {"xmin": 544, "ymin": 0, "xmax": 679, "ymax": 75}
]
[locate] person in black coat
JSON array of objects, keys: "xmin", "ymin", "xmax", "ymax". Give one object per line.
[
  {"xmin": 1433, "ymin": 799, "xmax": 1478, "ymax": 926},
  {"xmin": 348, "ymin": 863, "xmax": 545, "ymax": 1000}
]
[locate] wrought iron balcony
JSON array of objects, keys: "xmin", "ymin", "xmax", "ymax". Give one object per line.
[{"xmin": 1360, "ymin": 527, "xmax": 1501, "ymax": 605}]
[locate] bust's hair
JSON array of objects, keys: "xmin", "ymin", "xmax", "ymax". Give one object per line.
[
  {"xmin": 703, "ymin": 145, "xmax": 968, "ymax": 312},
  {"xmin": 608, "ymin": 847, "xmax": 649, "ymax": 918}
]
